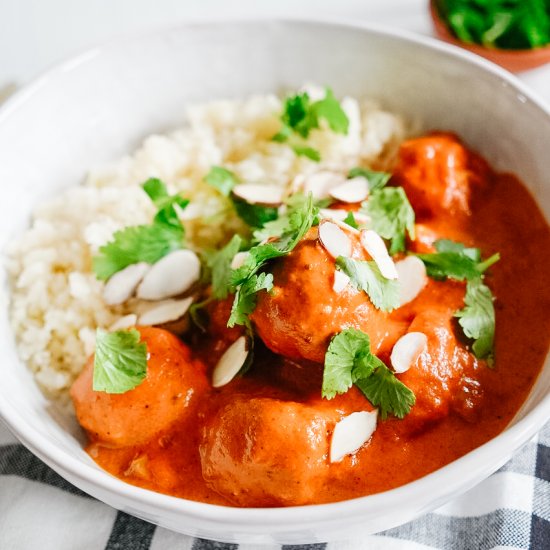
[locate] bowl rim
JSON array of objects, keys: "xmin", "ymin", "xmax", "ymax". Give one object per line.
[{"xmin": 1, "ymin": 15, "xmax": 549, "ymax": 533}]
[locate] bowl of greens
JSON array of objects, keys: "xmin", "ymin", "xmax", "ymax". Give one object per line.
[{"xmin": 430, "ymin": 0, "xmax": 550, "ymax": 72}]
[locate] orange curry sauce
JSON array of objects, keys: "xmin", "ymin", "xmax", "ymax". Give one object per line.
[{"xmin": 71, "ymin": 133, "xmax": 550, "ymax": 507}]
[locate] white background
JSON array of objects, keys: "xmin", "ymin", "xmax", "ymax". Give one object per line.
[{"xmin": 1, "ymin": 0, "xmax": 549, "ymax": 103}]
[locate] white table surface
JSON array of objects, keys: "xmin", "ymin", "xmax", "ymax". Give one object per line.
[{"xmin": 1, "ymin": 0, "xmax": 549, "ymax": 104}]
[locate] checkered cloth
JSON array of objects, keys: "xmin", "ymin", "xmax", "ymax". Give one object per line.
[{"xmin": 0, "ymin": 420, "xmax": 548, "ymax": 549}]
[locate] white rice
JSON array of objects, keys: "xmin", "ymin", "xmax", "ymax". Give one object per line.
[{"xmin": 5, "ymin": 89, "xmax": 408, "ymax": 403}]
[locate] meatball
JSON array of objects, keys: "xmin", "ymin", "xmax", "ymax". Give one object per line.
[
  {"xmin": 71, "ymin": 327, "xmax": 209, "ymax": 447},
  {"xmin": 199, "ymin": 388, "xmax": 371, "ymax": 506},
  {"xmin": 251, "ymin": 228, "xmax": 406, "ymax": 363},
  {"xmin": 395, "ymin": 306, "xmax": 482, "ymax": 434},
  {"xmin": 393, "ymin": 133, "xmax": 491, "ymax": 219}
]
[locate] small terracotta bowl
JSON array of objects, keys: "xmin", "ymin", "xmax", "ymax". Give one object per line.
[{"xmin": 430, "ymin": 0, "xmax": 550, "ymax": 72}]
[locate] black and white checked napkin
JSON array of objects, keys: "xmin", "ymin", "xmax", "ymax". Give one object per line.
[{"xmin": 0, "ymin": 419, "xmax": 548, "ymax": 550}]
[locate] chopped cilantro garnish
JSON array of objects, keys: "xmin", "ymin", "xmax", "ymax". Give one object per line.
[
  {"xmin": 336, "ymin": 257, "xmax": 400, "ymax": 312},
  {"xmin": 323, "ymin": 328, "xmax": 415, "ymax": 419},
  {"xmin": 343, "ymin": 211, "xmax": 359, "ymax": 229},
  {"xmin": 455, "ymin": 278, "xmax": 496, "ymax": 364},
  {"xmin": 272, "ymin": 88, "xmax": 349, "ymax": 162},
  {"xmin": 232, "ymin": 199, "xmax": 279, "ymax": 228},
  {"xmin": 416, "ymin": 239, "xmax": 500, "ymax": 281},
  {"xmin": 204, "ymin": 166, "xmax": 238, "ymax": 196},
  {"xmin": 93, "ymin": 179, "xmax": 187, "ymax": 280},
  {"xmin": 228, "ymin": 272, "xmax": 274, "ymax": 328},
  {"xmin": 362, "ymin": 187, "xmax": 415, "ymax": 254},
  {"xmin": 207, "ymin": 234, "xmax": 244, "ymax": 300},
  {"xmin": 93, "ymin": 329, "xmax": 148, "ymax": 394},
  {"xmin": 228, "ymin": 194, "xmax": 317, "ymax": 327},
  {"xmin": 348, "ymin": 167, "xmax": 391, "ymax": 192}
]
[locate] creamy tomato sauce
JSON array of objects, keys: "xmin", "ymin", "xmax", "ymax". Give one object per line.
[{"xmin": 71, "ymin": 133, "xmax": 550, "ymax": 507}]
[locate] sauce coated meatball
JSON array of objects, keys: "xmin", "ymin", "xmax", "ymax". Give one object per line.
[{"xmin": 71, "ymin": 327, "xmax": 209, "ymax": 447}]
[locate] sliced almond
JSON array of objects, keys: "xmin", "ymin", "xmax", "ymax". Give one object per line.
[
  {"xmin": 333, "ymin": 218, "xmax": 361, "ymax": 236},
  {"xmin": 303, "ymin": 171, "xmax": 347, "ymax": 199},
  {"xmin": 318, "ymin": 221, "xmax": 352, "ymax": 259},
  {"xmin": 329, "ymin": 177, "xmax": 369, "ymax": 203},
  {"xmin": 232, "ymin": 184, "xmax": 285, "ymax": 206},
  {"xmin": 333, "ymin": 270, "xmax": 351, "ymax": 293},
  {"xmin": 138, "ymin": 296, "xmax": 194, "ymax": 326},
  {"xmin": 360, "ymin": 230, "xmax": 398, "ymax": 280},
  {"xmin": 103, "ymin": 262, "xmax": 150, "ymax": 305},
  {"xmin": 137, "ymin": 249, "xmax": 200, "ymax": 301},
  {"xmin": 231, "ymin": 251, "xmax": 250, "ymax": 270},
  {"xmin": 109, "ymin": 314, "xmax": 138, "ymax": 331},
  {"xmin": 212, "ymin": 336, "xmax": 250, "ymax": 388},
  {"xmin": 319, "ymin": 208, "xmax": 350, "ymax": 222},
  {"xmin": 390, "ymin": 332, "xmax": 428, "ymax": 374},
  {"xmin": 330, "ymin": 410, "xmax": 378, "ymax": 463},
  {"xmin": 395, "ymin": 256, "xmax": 428, "ymax": 306}
]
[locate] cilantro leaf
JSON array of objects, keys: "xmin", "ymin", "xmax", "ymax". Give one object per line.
[
  {"xmin": 204, "ymin": 166, "xmax": 238, "ymax": 196},
  {"xmin": 228, "ymin": 272, "xmax": 273, "ymax": 328},
  {"xmin": 93, "ymin": 223, "xmax": 184, "ymax": 281},
  {"xmin": 323, "ymin": 329, "xmax": 378, "ymax": 399},
  {"xmin": 336, "ymin": 256, "xmax": 400, "ymax": 312},
  {"xmin": 232, "ymin": 199, "xmax": 279, "ymax": 228},
  {"xmin": 455, "ymin": 278, "xmax": 496, "ymax": 364},
  {"xmin": 207, "ymin": 234, "xmax": 244, "ymax": 300},
  {"xmin": 272, "ymin": 88, "xmax": 349, "ymax": 162},
  {"xmin": 93, "ymin": 329, "xmax": 148, "ymax": 394},
  {"xmin": 355, "ymin": 363, "xmax": 416, "ymax": 420},
  {"xmin": 416, "ymin": 239, "xmax": 500, "ymax": 281},
  {"xmin": 142, "ymin": 178, "xmax": 189, "ymax": 230},
  {"xmin": 348, "ymin": 167, "xmax": 391, "ymax": 192},
  {"xmin": 291, "ymin": 144, "xmax": 321, "ymax": 162},
  {"xmin": 322, "ymin": 328, "xmax": 415, "ymax": 419},
  {"xmin": 363, "ymin": 187, "xmax": 415, "ymax": 254},
  {"xmin": 228, "ymin": 194, "xmax": 317, "ymax": 326},
  {"xmin": 343, "ymin": 211, "xmax": 359, "ymax": 229}
]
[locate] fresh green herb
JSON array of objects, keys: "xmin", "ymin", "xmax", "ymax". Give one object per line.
[
  {"xmin": 416, "ymin": 239, "xmax": 500, "ymax": 281},
  {"xmin": 228, "ymin": 272, "xmax": 274, "ymax": 328},
  {"xmin": 93, "ymin": 329, "xmax": 148, "ymax": 394},
  {"xmin": 93, "ymin": 223, "xmax": 184, "ymax": 281},
  {"xmin": 142, "ymin": 178, "xmax": 189, "ymax": 230},
  {"xmin": 348, "ymin": 167, "xmax": 391, "ymax": 192},
  {"xmin": 335, "ymin": 257, "xmax": 400, "ymax": 312},
  {"xmin": 323, "ymin": 328, "xmax": 415, "ymax": 419},
  {"xmin": 232, "ymin": 199, "xmax": 279, "ymax": 228},
  {"xmin": 228, "ymin": 194, "xmax": 317, "ymax": 327},
  {"xmin": 343, "ymin": 211, "xmax": 359, "ymax": 229},
  {"xmin": 93, "ymin": 178, "xmax": 188, "ymax": 280},
  {"xmin": 362, "ymin": 187, "xmax": 415, "ymax": 254},
  {"xmin": 204, "ymin": 166, "xmax": 238, "ymax": 196},
  {"xmin": 455, "ymin": 278, "xmax": 496, "ymax": 364},
  {"xmin": 206, "ymin": 234, "xmax": 244, "ymax": 300},
  {"xmin": 437, "ymin": 0, "xmax": 550, "ymax": 49},
  {"xmin": 272, "ymin": 88, "xmax": 349, "ymax": 161}
]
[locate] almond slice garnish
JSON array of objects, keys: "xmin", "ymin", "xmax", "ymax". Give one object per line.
[
  {"xmin": 390, "ymin": 332, "xmax": 428, "ymax": 374},
  {"xmin": 138, "ymin": 297, "xmax": 194, "ymax": 326},
  {"xmin": 329, "ymin": 177, "xmax": 369, "ymax": 203},
  {"xmin": 136, "ymin": 249, "xmax": 200, "ymax": 301},
  {"xmin": 318, "ymin": 221, "xmax": 352, "ymax": 259},
  {"xmin": 333, "ymin": 270, "xmax": 351, "ymax": 293},
  {"xmin": 109, "ymin": 314, "xmax": 138, "ymax": 331},
  {"xmin": 395, "ymin": 256, "xmax": 428, "ymax": 306},
  {"xmin": 330, "ymin": 410, "xmax": 378, "ymax": 463},
  {"xmin": 230, "ymin": 251, "xmax": 250, "ymax": 270},
  {"xmin": 103, "ymin": 262, "xmax": 150, "ymax": 305},
  {"xmin": 360, "ymin": 230, "xmax": 398, "ymax": 280},
  {"xmin": 319, "ymin": 208, "xmax": 350, "ymax": 222},
  {"xmin": 232, "ymin": 184, "xmax": 285, "ymax": 206},
  {"xmin": 303, "ymin": 171, "xmax": 347, "ymax": 199},
  {"xmin": 212, "ymin": 336, "xmax": 250, "ymax": 388}
]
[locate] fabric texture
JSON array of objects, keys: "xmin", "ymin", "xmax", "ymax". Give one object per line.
[{"xmin": 0, "ymin": 419, "xmax": 548, "ymax": 549}]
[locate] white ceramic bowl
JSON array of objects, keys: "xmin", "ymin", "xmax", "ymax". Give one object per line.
[{"xmin": 0, "ymin": 18, "xmax": 549, "ymax": 545}]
